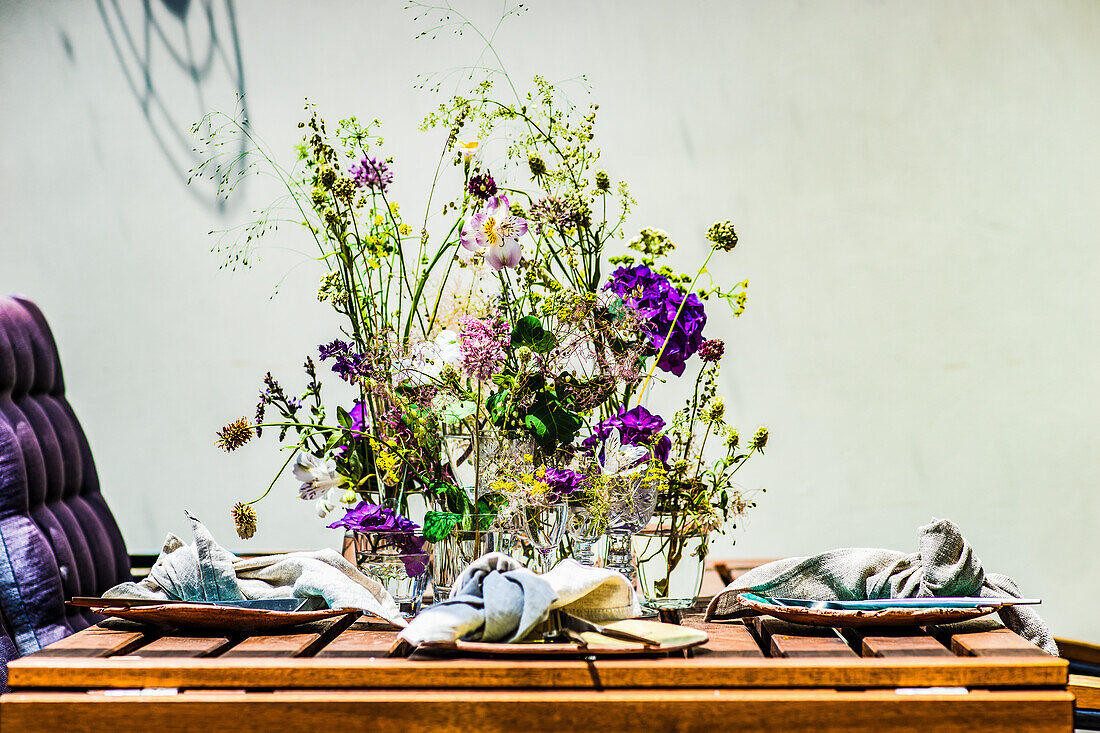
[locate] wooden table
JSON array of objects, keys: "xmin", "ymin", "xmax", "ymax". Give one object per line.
[{"xmin": 0, "ymin": 598, "xmax": 1071, "ymax": 733}]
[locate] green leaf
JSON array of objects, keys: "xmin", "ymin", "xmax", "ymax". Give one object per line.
[
  {"xmin": 475, "ymin": 492, "xmax": 506, "ymax": 515},
  {"xmin": 606, "ymin": 296, "xmax": 625, "ymax": 321},
  {"xmin": 486, "ymin": 390, "xmax": 511, "ymax": 425},
  {"xmin": 440, "ymin": 400, "xmax": 477, "ymax": 424},
  {"xmin": 423, "ymin": 511, "xmax": 462, "ymax": 543},
  {"xmin": 524, "ymin": 414, "xmax": 548, "ymax": 438},
  {"xmin": 336, "ymin": 406, "xmax": 353, "ymax": 429},
  {"xmin": 511, "ymin": 315, "xmax": 556, "ymax": 353},
  {"xmin": 524, "ymin": 390, "xmax": 583, "ymax": 452}
]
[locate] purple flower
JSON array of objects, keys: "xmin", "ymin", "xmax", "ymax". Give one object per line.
[
  {"xmin": 528, "ymin": 195, "xmax": 576, "ymax": 235},
  {"xmin": 699, "ymin": 338, "xmax": 725, "ymax": 363},
  {"xmin": 467, "ymin": 172, "xmax": 498, "ymax": 201},
  {"xmin": 457, "ymin": 314, "xmax": 510, "ymax": 381},
  {"xmin": 349, "ymin": 400, "xmax": 368, "ymax": 433},
  {"xmin": 582, "ymin": 404, "xmax": 672, "ymax": 467},
  {"xmin": 544, "ymin": 467, "xmax": 586, "ymax": 502},
  {"xmin": 460, "ymin": 194, "xmax": 528, "ymax": 270},
  {"xmin": 318, "ymin": 340, "xmax": 373, "ymax": 383},
  {"xmin": 604, "ymin": 265, "xmax": 707, "ymax": 377},
  {"xmin": 349, "ymin": 157, "xmax": 393, "ymax": 193},
  {"xmin": 328, "ymin": 502, "xmax": 428, "ymax": 576}
]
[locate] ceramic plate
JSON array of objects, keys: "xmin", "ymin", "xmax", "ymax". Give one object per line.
[
  {"xmin": 85, "ymin": 602, "xmax": 358, "ymax": 631},
  {"xmin": 736, "ymin": 593, "xmax": 1000, "ymax": 628}
]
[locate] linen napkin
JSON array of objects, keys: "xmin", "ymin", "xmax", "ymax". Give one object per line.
[
  {"xmin": 705, "ymin": 518, "xmax": 1057, "ymax": 655},
  {"xmin": 104, "ymin": 511, "xmax": 406, "ymax": 627},
  {"xmin": 398, "ymin": 552, "xmax": 641, "ymax": 646}
]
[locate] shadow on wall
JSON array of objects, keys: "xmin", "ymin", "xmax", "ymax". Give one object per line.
[{"xmin": 95, "ymin": 0, "xmax": 249, "ymax": 212}]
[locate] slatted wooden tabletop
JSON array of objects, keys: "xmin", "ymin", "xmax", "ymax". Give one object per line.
[{"xmin": 1, "ymin": 586, "xmax": 1072, "ymax": 732}]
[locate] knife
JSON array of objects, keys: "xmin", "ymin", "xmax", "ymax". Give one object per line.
[
  {"xmin": 752, "ymin": 595, "xmax": 1040, "ymax": 610},
  {"xmin": 69, "ymin": 597, "xmax": 326, "ymax": 612},
  {"xmin": 550, "ymin": 609, "xmax": 659, "ymax": 647}
]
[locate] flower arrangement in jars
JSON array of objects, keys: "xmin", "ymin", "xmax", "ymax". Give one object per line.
[{"xmin": 198, "ymin": 6, "xmax": 767, "ymax": 604}]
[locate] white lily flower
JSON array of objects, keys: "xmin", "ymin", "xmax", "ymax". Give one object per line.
[
  {"xmin": 598, "ymin": 429, "xmax": 650, "ymax": 477},
  {"xmin": 293, "ymin": 452, "xmax": 339, "ymax": 501},
  {"xmin": 314, "ymin": 488, "xmax": 338, "ymax": 518},
  {"xmin": 434, "ymin": 329, "xmax": 460, "ymax": 364},
  {"xmin": 393, "ymin": 329, "xmax": 463, "ymax": 386}
]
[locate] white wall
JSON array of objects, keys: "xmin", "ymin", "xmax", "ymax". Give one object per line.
[{"xmin": 2, "ymin": 1, "xmax": 1097, "ymax": 640}]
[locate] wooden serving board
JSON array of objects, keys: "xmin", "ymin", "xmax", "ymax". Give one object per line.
[
  {"xmin": 736, "ymin": 594, "xmax": 999, "ymax": 628},
  {"xmin": 416, "ymin": 631, "xmax": 707, "ymax": 657},
  {"xmin": 86, "ymin": 603, "xmax": 358, "ymax": 632}
]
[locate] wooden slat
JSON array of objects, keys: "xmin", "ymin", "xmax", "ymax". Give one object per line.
[
  {"xmin": 8, "ymin": 654, "xmax": 1067, "ymax": 690},
  {"xmin": 32, "ymin": 625, "xmax": 152, "ymax": 658},
  {"xmin": 222, "ymin": 614, "xmax": 359, "ymax": 659},
  {"xmin": 753, "ymin": 617, "xmax": 858, "ymax": 658},
  {"xmin": 711, "ymin": 558, "xmax": 777, "ymax": 586},
  {"xmin": 131, "ymin": 635, "xmax": 234, "ymax": 658},
  {"xmin": 1069, "ymin": 674, "xmax": 1100, "ymax": 710},
  {"xmin": 951, "ymin": 628, "xmax": 1051, "ymax": 658},
  {"xmin": 858, "ymin": 628, "xmax": 954, "ymax": 658},
  {"xmin": 679, "ymin": 617, "xmax": 764, "ymax": 658},
  {"xmin": 314, "ymin": 628, "xmax": 400, "ymax": 658},
  {"xmin": 1057, "ymin": 638, "xmax": 1100, "ymax": 666},
  {"xmin": 222, "ymin": 631, "xmax": 324, "ymax": 658},
  {"xmin": 0, "ymin": 689, "xmax": 1075, "ymax": 733},
  {"xmin": 700, "ymin": 566, "xmax": 727, "ymax": 596}
]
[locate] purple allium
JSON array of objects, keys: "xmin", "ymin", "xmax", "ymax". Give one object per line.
[
  {"xmin": 699, "ymin": 338, "xmax": 725, "ymax": 363},
  {"xmin": 529, "ymin": 195, "xmax": 576, "ymax": 235},
  {"xmin": 467, "ymin": 172, "xmax": 498, "ymax": 201},
  {"xmin": 604, "ymin": 265, "xmax": 707, "ymax": 377},
  {"xmin": 543, "ymin": 467, "xmax": 586, "ymax": 502},
  {"xmin": 349, "ymin": 157, "xmax": 393, "ymax": 193},
  {"xmin": 318, "ymin": 340, "xmax": 373, "ymax": 383},
  {"xmin": 328, "ymin": 502, "xmax": 428, "ymax": 576},
  {"xmin": 582, "ymin": 404, "xmax": 672, "ymax": 467},
  {"xmin": 457, "ymin": 314, "xmax": 510, "ymax": 381}
]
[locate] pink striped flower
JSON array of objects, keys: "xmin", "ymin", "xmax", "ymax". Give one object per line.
[{"xmin": 460, "ymin": 195, "xmax": 528, "ymax": 271}]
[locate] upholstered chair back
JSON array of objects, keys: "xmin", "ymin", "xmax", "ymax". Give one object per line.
[{"xmin": 0, "ymin": 296, "xmax": 130, "ymax": 669}]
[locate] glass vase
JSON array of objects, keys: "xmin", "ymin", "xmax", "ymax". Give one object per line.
[
  {"xmin": 522, "ymin": 502, "xmax": 568, "ymax": 573},
  {"xmin": 604, "ymin": 474, "xmax": 658, "ymax": 585},
  {"xmin": 351, "ymin": 530, "xmax": 430, "ymax": 617},
  {"xmin": 567, "ymin": 505, "xmax": 606, "ymax": 566},
  {"xmin": 430, "ymin": 516, "xmax": 508, "ymax": 599},
  {"xmin": 634, "ymin": 518, "xmax": 709, "ymax": 610}
]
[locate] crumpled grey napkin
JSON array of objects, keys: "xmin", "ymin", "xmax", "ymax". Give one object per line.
[
  {"xmin": 104, "ymin": 511, "xmax": 405, "ymax": 627},
  {"xmin": 399, "ymin": 552, "xmax": 641, "ymax": 646},
  {"xmin": 706, "ymin": 518, "xmax": 1056, "ymax": 655}
]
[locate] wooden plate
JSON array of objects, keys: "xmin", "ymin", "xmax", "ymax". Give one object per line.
[
  {"xmin": 87, "ymin": 603, "xmax": 359, "ymax": 631},
  {"xmin": 736, "ymin": 594, "xmax": 1000, "ymax": 628},
  {"xmin": 417, "ymin": 631, "xmax": 707, "ymax": 657}
]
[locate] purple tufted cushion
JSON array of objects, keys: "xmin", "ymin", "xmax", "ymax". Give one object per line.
[
  {"xmin": 0, "ymin": 296, "xmax": 130, "ymax": 659},
  {"xmin": 0, "ymin": 605, "xmax": 14, "ymax": 692}
]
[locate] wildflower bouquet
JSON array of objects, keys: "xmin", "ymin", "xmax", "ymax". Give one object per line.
[{"xmin": 198, "ymin": 30, "xmax": 766, "ymax": 591}]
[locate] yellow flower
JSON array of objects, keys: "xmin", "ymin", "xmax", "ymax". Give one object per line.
[
  {"xmin": 399, "ymin": 224, "xmax": 412, "ymax": 236},
  {"xmin": 456, "ymin": 139, "xmax": 480, "ymax": 159}
]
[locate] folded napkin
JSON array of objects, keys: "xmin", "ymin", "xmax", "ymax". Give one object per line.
[
  {"xmin": 399, "ymin": 552, "xmax": 641, "ymax": 646},
  {"xmin": 706, "ymin": 518, "xmax": 1056, "ymax": 655},
  {"xmin": 104, "ymin": 511, "xmax": 405, "ymax": 627}
]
